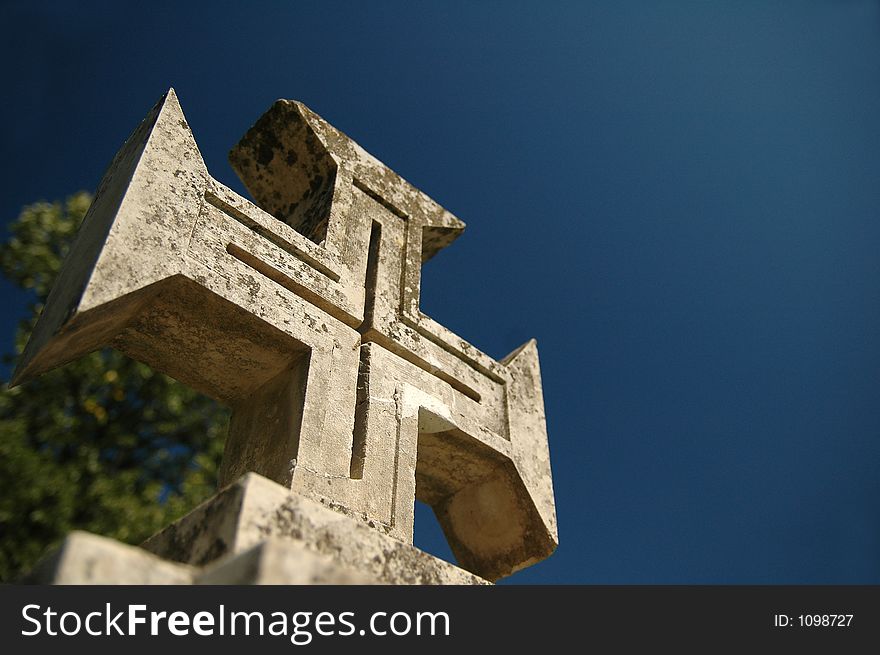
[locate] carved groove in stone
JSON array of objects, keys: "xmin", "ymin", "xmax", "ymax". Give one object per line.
[{"xmin": 206, "ymin": 189, "xmax": 341, "ymax": 282}]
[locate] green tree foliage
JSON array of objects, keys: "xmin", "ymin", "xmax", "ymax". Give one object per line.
[{"xmin": 0, "ymin": 193, "xmax": 229, "ymax": 581}]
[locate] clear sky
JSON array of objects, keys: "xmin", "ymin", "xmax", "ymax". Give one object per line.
[{"xmin": 2, "ymin": 1, "xmax": 880, "ymax": 584}]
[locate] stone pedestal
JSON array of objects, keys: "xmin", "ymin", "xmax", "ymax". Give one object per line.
[
  {"xmin": 25, "ymin": 473, "xmax": 487, "ymax": 585},
  {"xmin": 24, "ymin": 532, "xmax": 193, "ymax": 585}
]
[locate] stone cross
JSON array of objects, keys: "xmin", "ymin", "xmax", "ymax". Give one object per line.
[{"xmin": 11, "ymin": 89, "xmax": 557, "ymax": 580}]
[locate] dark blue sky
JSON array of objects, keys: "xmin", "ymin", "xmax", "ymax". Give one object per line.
[{"xmin": 2, "ymin": 1, "xmax": 880, "ymax": 583}]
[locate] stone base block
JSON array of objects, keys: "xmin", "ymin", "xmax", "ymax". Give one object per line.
[
  {"xmin": 23, "ymin": 531, "xmax": 194, "ymax": 584},
  {"xmin": 142, "ymin": 473, "xmax": 488, "ymax": 585},
  {"xmin": 23, "ymin": 473, "xmax": 489, "ymax": 585},
  {"xmin": 196, "ymin": 539, "xmax": 374, "ymax": 584}
]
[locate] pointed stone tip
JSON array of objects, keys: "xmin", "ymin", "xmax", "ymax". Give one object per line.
[
  {"xmin": 7, "ymin": 357, "xmax": 33, "ymax": 389},
  {"xmin": 288, "ymin": 100, "xmax": 323, "ymax": 126},
  {"xmin": 500, "ymin": 337, "xmax": 539, "ymax": 366},
  {"xmin": 162, "ymin": 87, "xmax": 184, "ymax": 111},
  {"xmin": 448, "ymin": 215, "xmax": 466, "ymax": 231},
  {"xmin": 152, "ymin": 87, "xmax": 200, "ymax": 146},
  {"xmin": 152, "ymin": 88, "xmax": 177, "ymax": 108},
  {"xmin": 141, "ymin": 88, "xmax": 184, "ymax": 127},
  {"xmin": 271, "ymin": 98, "xmax": 301, "ymax": 112}
]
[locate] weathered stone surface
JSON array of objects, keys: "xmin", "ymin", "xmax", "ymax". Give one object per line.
[
  {"xmin": 144, "ymin": 473, "xmax": 487, "ymax": 585},
  {"xmin": 23, "ymin": 532, "xmax": 194, "ymax": 584},
  {"xmin": 11, "ymin": 89, "xmax": 557, "ymax": 581},
  {"xmin": 196, "ymin": 540, "xmax": 375, "ymax": 585},
  {"xmin": 21, "ymin": 482, "xmax": 475, "ymax": 585}
]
